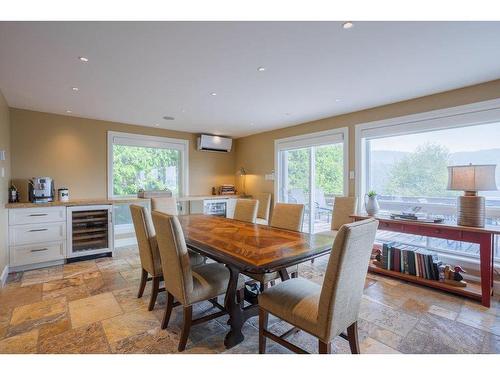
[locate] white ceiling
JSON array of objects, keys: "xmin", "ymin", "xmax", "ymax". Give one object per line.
[{"xmin": 0, "ymin": 21, "xmax": 499, "ymax": 138}]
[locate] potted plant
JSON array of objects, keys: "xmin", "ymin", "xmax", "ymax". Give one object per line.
[{"xmin": 365, "ymin": 190, "xmax": 380, "ymax": 216}]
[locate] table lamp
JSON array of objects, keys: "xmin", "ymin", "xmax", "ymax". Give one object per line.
[{"xmin": 447, "ymin": 164, "xmax": 497, "ymax": 227}]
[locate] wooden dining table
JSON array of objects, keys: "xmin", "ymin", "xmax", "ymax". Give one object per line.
[{"xmin": 177, "ymin": 214, "xmax": 337, "ymax": 348}]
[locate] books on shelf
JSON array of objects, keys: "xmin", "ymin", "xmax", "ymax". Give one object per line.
[
  {"xmin": 218, "ymin": 184, "xmax": 236, "ymax": 195},
  {"xmin": 381, "ymin": 242, "xmax": 442, "ymax": 281}
]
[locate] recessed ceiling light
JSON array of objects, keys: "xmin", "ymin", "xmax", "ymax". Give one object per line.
[
  {"xmin": 335, "ymin": 98, "xmax": 341, "ymax": 102},
  {"xmin": 181, "ymin": 109, "xmax": 186, "ymax": 113},
  {"xmin": 66, "ymin": 110, "xmax": 72, "ymax": 113},
  {"xmin": 285, "ymin": 113, "xmax": 291, "ymax": 116},
  {"xmin": 257, "ymin": 67, "xmax": 266, "ymax": 72},
  {"xmin": 72, "ymin": 87, "xmax": 79, "ymax": 91},
  {"xmin": 162, "ymin": 116, "xmax": 175, "ymax": 120},
  {"xmin": 78, "ymin": 56, "xmax": 89, "ymax": 62},
  {"xmin": 342, "ymin": 22, "xmax": 354, "ymax": 29},
  {"xmin": 210, "ymin": 92, "xmax": 217, "ymax": 96},
  {"xmin": 154, "ymin": 123, "xmax": 160, "ymax": 127}
]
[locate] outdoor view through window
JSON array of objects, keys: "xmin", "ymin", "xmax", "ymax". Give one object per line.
[
  {"xmin": 366, "ymin": 122, "xmax": 500, "ymax": 259},
  {"xmin": 112, "ymin": 144, "xmax": 181, "ymax": 197}
]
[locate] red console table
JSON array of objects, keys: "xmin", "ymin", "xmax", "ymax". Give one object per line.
[{"xmin": 351, "ymin": 215, "xmax": 498, "ymax": 307}]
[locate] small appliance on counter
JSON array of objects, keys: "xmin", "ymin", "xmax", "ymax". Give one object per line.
[
  {"xmin": 28, "ymin": 177, "xmax": 55, "ymax": 203},
  {"xmin": 8, "ymin": 184, "xmax": 19, "ymax": 203},
  {"xmin": 58, "ymin": 187, "xmax": 69, "ymax": 202}
]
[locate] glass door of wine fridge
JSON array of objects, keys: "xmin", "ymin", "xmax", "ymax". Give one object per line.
[{"xmin": 67, "ymin": 205, "xmax": 114, "ymax": 258}]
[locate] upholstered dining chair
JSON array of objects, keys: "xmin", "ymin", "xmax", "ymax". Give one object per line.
[
  {"xmin": 258, "ymin": 218, "xmax": 378, "ymax": 354},
  {"xmin": 310, "ymin": 196, "xmax": 358, "ymax": 264},
  {"xmin": 255, "ymin": 193, "xmax": 272, "ymax": 225},
  {"xmin": 331, "ymin": 196, "xmax": 358, "ymax": 231},
  {"xmin": 151, "ymin": 196, "xmax": 178, "ymax": 215},
  {"xmin": 151, "ymin": 211, "xmax": 245, "ymax": 352},
  {"xmin": 270, "ymin": 203, "xmax": 305, "ymax": 232},
  {"xmin": 244, "ymin": 202, "xmax": 304, "ymax": 292},
  {"xmin": 233, "ymin": 199, "xmax": 259, "ymax": 223},
  {"xmin": 129, "ymin": 204, "xmax": 204, "ymax": 311}
]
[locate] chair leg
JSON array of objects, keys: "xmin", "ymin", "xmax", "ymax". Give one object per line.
[
  {"xmin": 137, "ymin": 269, "xmax": 148, "ymax": 298},
  {"xmin": 148, "ymin": 276, "xmax": 160, "ymax": 311},
  {"xmin": 161, "ymin": 292, "xmax": 175, "ymax": 329},
  {"xmin": 178, "ymin": 306, "xmax": 193, "ymax": 352},
  {"xmin": 291, "ymin": 271, "xmax": 298, "ymax": 278},
  {"xmin": 259, "ymin": 308, "xmax": 269, "ymax": 354},
  {"xmin": 269, "ymin": 280, "xmax": 275, "ymax": 287},
  {"xmin": 347, "ymin": 321, "xmax": 360, "ymax": 354},
  {"xmin": 318, "ymin": 340, "xmax": 331, "ymax": 354}
]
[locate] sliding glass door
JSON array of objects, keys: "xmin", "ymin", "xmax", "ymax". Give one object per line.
[{"xmin": 276, "ymin": 129, "xmax": 348, "ymax": 233}]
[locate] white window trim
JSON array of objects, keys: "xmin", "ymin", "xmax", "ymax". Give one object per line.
[
  {"xmin": 274, "ymin": 128, "xmax": 349, "ymax": 232},
  {"xmin": 355, "ymin": 98, "xmax": 500, "ymax": 211},
  {"xmin": 107, "ymin": 131, "xmax": 189, "ymax": 199}
]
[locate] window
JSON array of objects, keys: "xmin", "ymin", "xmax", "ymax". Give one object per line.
[
  {"xmin": 108, "ymin": 131, "xmax": 189, "ymax": 198},
  {"xmin": 275, "ymin": 128, "xmax": 348, "ymax": 233},
  {"xmin": 355, "ymin": 99, "xmax": 500, "ymax": 262}
]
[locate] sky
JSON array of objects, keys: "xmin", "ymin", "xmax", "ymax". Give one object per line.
[{"xmin": 370, "ymin": 122, "xmax": 500, "ymax": 152}]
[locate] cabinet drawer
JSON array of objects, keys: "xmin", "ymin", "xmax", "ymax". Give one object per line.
[
  {"xmin": 10, "ymin": 241, "xmax": 65, "ymax": 267},
  {"xmin": 9, "ymin": 222, "xmax": 66, "ymax": 246},
  {"xmin": 9, "ymin": 207, "xmax": 66, "ymax": 225}
]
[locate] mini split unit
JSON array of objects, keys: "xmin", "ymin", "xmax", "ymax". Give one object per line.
[{"xmin": 197, "ymin": 134, "xmax": 232, "ymax": 153}]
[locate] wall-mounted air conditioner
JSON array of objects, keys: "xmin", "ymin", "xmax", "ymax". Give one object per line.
[{"xmin": 197, "ymin": 134, "xmax": 232, "ymax": 153}]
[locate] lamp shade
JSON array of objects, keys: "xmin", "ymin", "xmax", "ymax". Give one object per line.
[{"xmin": 447, "ymin": 164, "xmax": 497, "ymax": 192}]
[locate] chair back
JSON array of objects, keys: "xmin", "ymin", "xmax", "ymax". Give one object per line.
[
  {"xmin": 314, "ymin": 188, "xmax": 328, "ymax": 207},
  {"xmin": 331, "ymin": 196, "xmax": 358, "ymax": 230},
  {"xmin": 318, "ymin": 218, "xmax": 378, "ymax": 342},
  {"xmin": 233, "ymin": 199, "xmax": 259, "ymax": 223},
  {"xmin": 270, "ymin": 203, "xmax": 304, "ymax": 232},
  {"xmin": 151, "ymin": 211, "xmax": 194, "ymax": 306},
  {"xmin": 255, "ymin": 193, "xmax": 272, "ymax": 221},
  {"xmin": 151, "ymin": 197, "xmax": 178, "ymax": 215},
  {"xmin": 130, "ymin": 204, "xmax": 162, "ymax": 276}
]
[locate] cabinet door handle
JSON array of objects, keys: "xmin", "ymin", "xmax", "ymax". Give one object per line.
[
  {"xmin": 29, "ymin": 213, "xmax": 48, "ymax": 217},
  {"xmin": 30, "ymin": 248, "xmax": 48, "ymax": 252},
  {"xmin": 29, "ymin": 228, "xmax": 48, "ymax": 232}
]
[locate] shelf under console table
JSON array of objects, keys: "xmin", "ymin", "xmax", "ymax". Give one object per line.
[{"xmin": 351, "ymin": 214, "xmax": 498, "ymax": 307}]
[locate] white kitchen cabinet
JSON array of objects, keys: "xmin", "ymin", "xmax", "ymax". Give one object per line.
[{"xmin": 8, "ymin": 206, "xmax": 67, "ymax": 271}]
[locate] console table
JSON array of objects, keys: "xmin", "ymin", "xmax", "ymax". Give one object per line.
[{"xmin": 351, "ymin": 214, "xmax": 498, "ymax": 307}]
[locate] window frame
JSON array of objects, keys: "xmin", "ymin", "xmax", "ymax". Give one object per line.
[
  {"xmin": 274, "ymin": 127, "xmax": 349, "ymax": 233},
  {"xmin": 107, "ymin": 131, "xmax": 189, "ymax": 199},
  {"xmin": 355, "ymin": 98, "xmax": 500, "ymax": 213}
]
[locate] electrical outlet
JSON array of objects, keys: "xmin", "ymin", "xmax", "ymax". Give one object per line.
[{"xmin": 349, "ymin": 170, "xmax": 355, "ymax": 180}]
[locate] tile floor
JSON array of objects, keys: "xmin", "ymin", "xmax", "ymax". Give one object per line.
[{"xmin": 0, "ymin": 246, "xmax": 499, "ymax": 354}]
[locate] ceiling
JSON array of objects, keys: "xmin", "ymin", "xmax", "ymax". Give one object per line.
[{"xmin": 1, "ymin": 21, "xmax": 499, "ymax": 138}]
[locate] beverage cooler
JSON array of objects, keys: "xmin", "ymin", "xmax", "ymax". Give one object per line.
[{"xmin": 66, "ymin": 205, "xmax": 114, "ymax": 259}]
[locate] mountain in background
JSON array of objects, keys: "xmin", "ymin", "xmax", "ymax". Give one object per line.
[{"xmin": 371, "ymin": 148, "xmax": 500, "ymax": 197}]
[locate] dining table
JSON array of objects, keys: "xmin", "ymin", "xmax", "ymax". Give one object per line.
[{"xmin": 177, "ymin": 214, "xmax": 337, "ymax": 349}]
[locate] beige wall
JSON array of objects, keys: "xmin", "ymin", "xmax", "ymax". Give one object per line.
[
  {"xmin": 0, "ymin": 90, "xmax": 11, "ymax": 276},
  {"xmin": 10, "ymin": 109, "xmax": 236, "ymax": 201},
  {"xmin": 235, "ymin": 79, "xmax": 500, "ymax": 199}
]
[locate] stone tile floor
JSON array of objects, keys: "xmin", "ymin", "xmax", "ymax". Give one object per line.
[{"xmin": 0, "ymin": 246, "xmax": 499, "ymax": 354}]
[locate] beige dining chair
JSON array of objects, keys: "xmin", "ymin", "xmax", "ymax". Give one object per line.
[
  {"xmin": 258, "ymin": 218, "xmax": 378, "ymax": 354},
  {"xmin": 244, "ymin": 202, "xmax": 304, "ymax": 291},
  {"xmin": 331, "ymin": 196, "xmax": 358, "ymax": 231},
  {"xmin": 255, "ymin": 193, "xmax": 272, "ymax": 225},
  {"xmin": 270, "ymin": 203, "xmax": 305, "ymax": 232},
  {"xmin": 151, "ymin": 196, "xmax": 178, "ymax": 215},
  {"xmin": 130, "ymin": 204, "xmax": 204, "ymax": 311},
  {"xmin": 151, "ymin": 211, "xmax": 245, "ymax": 352},
  {"xmin": 233, "ymin": 199, "xmax": 259, "ymax": 223},
  {"xmin": 310, "ymin": 196, "xmax": 358, "ymax": 264}
]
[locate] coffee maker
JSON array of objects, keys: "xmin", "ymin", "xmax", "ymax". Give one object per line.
[{"xmin": 28, "ymin": 177, "xmax": 55, "ymax": 203}]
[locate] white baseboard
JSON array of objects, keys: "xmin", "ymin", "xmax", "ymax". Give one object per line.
[{"xmin": 1, "ymin": 265, "xmax": 9, "ymax": 288}]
